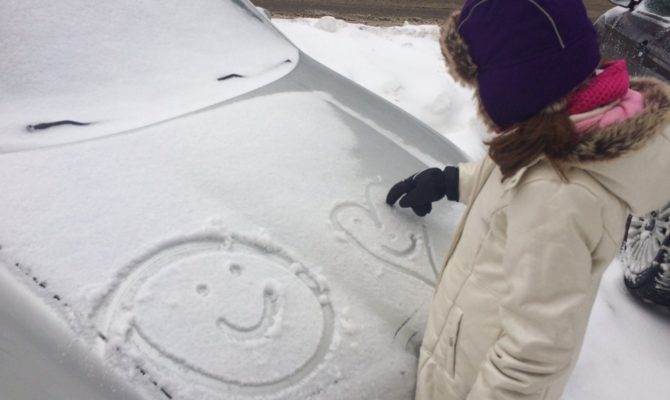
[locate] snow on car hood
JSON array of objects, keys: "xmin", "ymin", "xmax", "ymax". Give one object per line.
[
  {"xmin": 0, "ymin": 89, "xmax": 462, "ymax": 400},
  {"xmin": 0, "ymin": 0, "xmax": 298, "ymax": 152}
]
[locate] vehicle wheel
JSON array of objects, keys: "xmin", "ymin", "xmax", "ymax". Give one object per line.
[{"xmin": 621, "ymin": 204, "xmax": 670, "ymax": 307}]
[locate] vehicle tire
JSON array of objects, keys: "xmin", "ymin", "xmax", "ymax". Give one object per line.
[{"xmin": 621, "ymin": 204, "xmax": 670, "ymax": 308}]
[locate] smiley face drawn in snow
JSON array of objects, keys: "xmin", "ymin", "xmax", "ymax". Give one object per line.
[
  {"xmin": 331, "ymin": 183, "xmax": 438, "ymax": 286},
  {"xmin": 93, "ymin": 233, "xmax": 334, "ymax": 396}
]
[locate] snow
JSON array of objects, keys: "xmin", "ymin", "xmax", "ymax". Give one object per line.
[
  {"xmin": 565, "ymin": 260, "xmax": 670, "ymax": 399},
  {"xmin": 273, "ymin": 16, "xmax": 670, "ymax": 400},
  {"xmin": 0, "ymin": 82, "xmax": 459, "ymax": 399},
  {"xmin": 273, "ymin": 17, "xmax": 489, "ymax": 160},
  {"xmin": 1, "ymin": 3, "xmax": 668, "ymax": 399},
  {"xmin": 0, "ymin": 0, "xmax": 297, "ymax": 153}
]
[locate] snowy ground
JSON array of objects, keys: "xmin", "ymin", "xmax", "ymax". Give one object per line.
[{"xmin": 273, "ymin": 16, "xmax": 670, "ymax": 400}]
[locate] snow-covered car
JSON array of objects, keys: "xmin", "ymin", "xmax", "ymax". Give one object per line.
[
  {"xmin": 595, "ymin": 0, "xmax": 670, "ymax": 80},
  {"xmin": 0, "ymin": 1, "xmax": 467, "ymax": 399},
  {"xmin": 595, "ymin": 0, "xmax": 670, "ymax": 308}
]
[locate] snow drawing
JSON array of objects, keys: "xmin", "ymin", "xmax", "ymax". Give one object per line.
[
  {"xmin": 215, "ymin": 274, "xmax": 281, "ymax": 341},
  {"xmin": 92, "ymin": 232, "xmax": 334, "ymax": 396},
  {"xmin": 331, "ymin": 182, "xmax": 438, "ymax": 286}
]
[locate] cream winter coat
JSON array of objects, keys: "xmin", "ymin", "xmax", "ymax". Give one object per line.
[{"xmin": 415, "ymin": 78, "xmax": 670, "ymax": 400}]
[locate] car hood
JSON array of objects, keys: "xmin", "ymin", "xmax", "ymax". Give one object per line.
[{"xmin": 0, "ymin": 46, "xmax": 466, "ymax": 399}]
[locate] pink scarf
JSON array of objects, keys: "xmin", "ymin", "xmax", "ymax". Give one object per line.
[{"xmin": 568, "ymin": 60, "xmax": 645, "ymax": 133}]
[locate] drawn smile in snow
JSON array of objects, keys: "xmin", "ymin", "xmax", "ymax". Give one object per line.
[
  {"xmin": 93, "ymin": 232, "xmax": 334, "ymax": 395},
  {"xmin": 211, "ymin": 262, "xmax": 281, "ymax": 340}
]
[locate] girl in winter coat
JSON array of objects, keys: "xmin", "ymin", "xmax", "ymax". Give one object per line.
[{"xmin": 386, "ymin": 1, "xmax": 670, "ymax": 399}]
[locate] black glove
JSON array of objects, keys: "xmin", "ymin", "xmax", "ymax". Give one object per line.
[{"xmin": 386, "ymin": 166, "xmax": 459, "ymax": 216}]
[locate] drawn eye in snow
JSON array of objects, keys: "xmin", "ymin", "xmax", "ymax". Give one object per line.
[
  {"xmin": 331, "ymin": 182, "xmax": 438, "ymax": 286},
  {"xmin": 92, "ymin": 232, "xmax": 334, "ymax": 396}
]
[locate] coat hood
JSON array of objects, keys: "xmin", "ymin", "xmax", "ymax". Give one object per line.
[
  {"xmin": 498, "ymin": 78, "xmax": 670, "ymax": 216},
  {"xmin": 563, "ymin": 78, "xmax": 670, "ymax": 215},
  {"xmin": 441, "ymin": 9, "xmax": 670, "ymax": 215}
]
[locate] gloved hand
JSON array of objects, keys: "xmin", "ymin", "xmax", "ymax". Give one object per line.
[{"xmin": 386, "ymin": 166, "xmax": 459, "ymax": 216}]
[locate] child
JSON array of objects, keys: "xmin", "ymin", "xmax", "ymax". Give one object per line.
[{"xmin": 386, "ymin": 1, "xmax": 670, "ymax": 399}]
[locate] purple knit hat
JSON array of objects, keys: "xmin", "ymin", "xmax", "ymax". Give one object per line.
[{"xmin": 441, "ymin": 0, "xmax": 601, "ymax": 129}]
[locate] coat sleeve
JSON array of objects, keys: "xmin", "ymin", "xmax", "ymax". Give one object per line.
[
  {"xmin": 457, "ymin": 158, "xmax": 488, "ymax": 206},
  {"xmin": 466, "ymin": 179, "xmax": 604, "ymax": 400}
]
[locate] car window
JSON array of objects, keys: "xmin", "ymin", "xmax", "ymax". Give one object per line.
[{"xmin": 642, "ymin": 0, "xmax": 670, "ymax": 17}]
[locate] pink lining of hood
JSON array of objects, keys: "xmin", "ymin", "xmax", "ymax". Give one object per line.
[{"xmin": 571, "ymin": 89, "xmax": 645, "ymax": 132}]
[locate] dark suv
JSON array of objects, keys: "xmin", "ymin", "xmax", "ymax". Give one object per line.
[
  {"xmin": 595, "ymin": 0, "xmax": 670, "ymax": 308},
  {"xmin": 596, "ymin": 0, "xmax": 670, "ymax": 79}
]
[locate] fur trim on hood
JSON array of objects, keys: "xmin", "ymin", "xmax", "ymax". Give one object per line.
[
  {"xmin": 440, "ymin": 11, "xmax": 477, "ymax": 87},
  {"xmin": 439, "ymin": 11, "xmax": 501, "ymax": 132},
  {"xmin": 573, "ymin": 77, "xmax": 670, "ymax": 214}
]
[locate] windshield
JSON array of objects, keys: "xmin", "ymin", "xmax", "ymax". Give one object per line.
[
  {"xmin": 642, "ymin": 0, "xmax": 670, "ymax": 17},
  {"xmin": 0, "ymin": 0, "xmax": 298, "ymax": 152}
]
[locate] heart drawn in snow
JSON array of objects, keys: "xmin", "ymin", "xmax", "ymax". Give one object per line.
[{"xmin": 331, "ymin": 182, "xmax": 438, "ymax": 286}]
